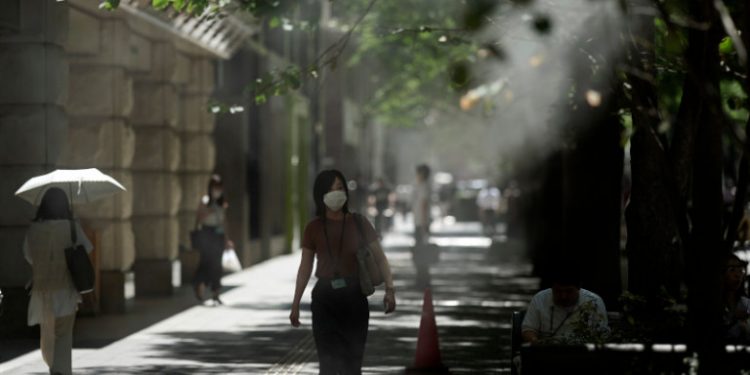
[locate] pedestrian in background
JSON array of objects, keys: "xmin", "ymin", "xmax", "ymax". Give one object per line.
[
  {"xmin": 476, "ymin": 184, "xmax": 502, "ymax": 236},
  {"xmin": 193, "ymin": 174, "xmax": 234, "ymax": 305},
  {"xmin": 290, "ymin": 169, "xmax": 396, "ymax": 375},
  {"xmin": 722, "ymin": 253, "xmax": 750, "ymax": 343},
  {"xmin": 23, "ymin": 187, "xmax": 93, "ymax": 375},
  {"xmin": 369, "ymin": 177, "xmax": 392, "ymax": 235},
  {"xmin": 412, "ymin": 164, "xmax": 433, "ymax": 287}
]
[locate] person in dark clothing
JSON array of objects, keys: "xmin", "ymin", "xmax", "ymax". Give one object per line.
[
  {"xmin": 290, "ymin": 169, "xmax": 396, "ymax": 375},
  {"xmin": 369, "ymin": 177, "xmax": 392, "ymax": 235},
  {"xmin": 193, "ymin": 174, "xmax": 234, "ymax": 305}
]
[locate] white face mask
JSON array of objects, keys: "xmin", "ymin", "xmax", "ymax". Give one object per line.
[{"xmin": 323, "ymin": 190, "xmax": 347, "ymax": 212}]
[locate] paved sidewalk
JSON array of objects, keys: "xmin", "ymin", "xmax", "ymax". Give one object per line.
[{"xmin": 1, "ymin": 218, "xmax": 537, "ymax": 374}]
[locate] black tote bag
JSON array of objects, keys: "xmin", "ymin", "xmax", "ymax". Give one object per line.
[{"xmin": 65, "ymin": 220, "xmax": 95, "ymax": 294}]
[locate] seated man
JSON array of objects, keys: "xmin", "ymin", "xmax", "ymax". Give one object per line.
[{"xmin": 522, "ymin": 269, "xmax": 609, "ymax": 344}]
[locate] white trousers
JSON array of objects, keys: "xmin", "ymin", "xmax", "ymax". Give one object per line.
[{"xmin": 40, "ymin": 313, "xmax": 75, "ymax": 375}]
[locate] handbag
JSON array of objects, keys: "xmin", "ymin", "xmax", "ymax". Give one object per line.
[
  {"xmin": 64, "ymin": 220, "xmax": 95, "ymax": 294},
  {"xmin": 222, "ymin": 248, "xmax": 242, "ymax": 273},
  {"xmin": 353, "ymin": 214, "xmax": 383, "ymax": 296}
]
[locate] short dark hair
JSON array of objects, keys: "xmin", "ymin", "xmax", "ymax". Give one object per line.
[
  {"xmin": 417, "ymin": 164, "xmax": 431, "ymax": 179},
  {"xmin": 549, "ymin": 266, "xmax": 582, "ymax": 288},
  {"xmin": 35, "ymin": 187, "xmax": 72, "ymax": 221},
  {"xmin": 207, "ymin": 174, "xmax": 226, "ymax": 206},
  {"xmin": 313, "ymin": 169, "xmax": 350, "ymax": 218}
]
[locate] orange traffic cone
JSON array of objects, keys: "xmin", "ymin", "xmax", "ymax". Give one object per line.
[{"xmin": 407, "ymin": 288, "xmax": 449, "ymax": 374}]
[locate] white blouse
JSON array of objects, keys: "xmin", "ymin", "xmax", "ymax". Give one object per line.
[{"xmin": 23, "ymin": 219, "xmax": 93, "ymax": 325}]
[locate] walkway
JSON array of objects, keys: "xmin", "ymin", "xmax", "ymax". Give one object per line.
[{"xmin": 1, "ymin": 217, "xmax": 537, "ymax": 374}]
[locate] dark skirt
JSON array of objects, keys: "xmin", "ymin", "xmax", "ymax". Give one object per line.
[
  {"xmin": 311, "ymin": 277, "xmax": 370, "ymax": 375},
  {"xmin": 193, "ymin": 227, "xmax": 224, "ymax": 290}
]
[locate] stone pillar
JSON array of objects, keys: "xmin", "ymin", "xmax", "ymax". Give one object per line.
[
  {"xmin": 178, "ymin": 58, "xmax": 216, "ymax": 282},
  {"xmin": 0, "ymin": 0, "xmax": 69, "ymax": 337},
  {"xmin": 130, "ymin": 43, "xmax": 183, "ymax": 296},
  {"xmin": 59, "ymin": 7, "xmax": 136, "ymax": 313}
]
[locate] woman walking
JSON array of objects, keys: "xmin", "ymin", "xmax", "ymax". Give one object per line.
[
  {"xmin": 290, "ymin": 169, "xmax": 396, "ymax": 375},
  {"xmin": 193, "ymin": 174, "xmax": 234, "ymax": 305},
  {"xmin": 23, "ymin": 188, "xmax": 93, "ymax": 375}
]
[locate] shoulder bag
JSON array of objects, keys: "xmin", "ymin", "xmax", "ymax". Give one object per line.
[
  {"xmin": 64, "ymin": 220, "xmax": 95, "ymax": 294},
  {"xmin": 353, "ymin": 214, "xmax": 384, "ymax": 296}
]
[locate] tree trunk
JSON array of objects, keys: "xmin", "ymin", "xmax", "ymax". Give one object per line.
[
  {"xmin": 682, "ymin": 1, "xmax": 725, "ymax": 372},
  {"xmin": 625, "ymin": 0, "xmax": 683, "ymax": 301}
]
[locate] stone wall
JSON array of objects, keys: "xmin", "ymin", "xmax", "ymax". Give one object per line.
[
  {"xmin": 0, "ymin": 0, "xmax": 69, "ymax": 335},
  {"xmin": 59, "ymin": 5, "xmax": 137, "ymax": 312}
]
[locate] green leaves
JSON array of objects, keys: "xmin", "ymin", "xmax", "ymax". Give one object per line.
[
  {"xmin": 99, "ymin": 0, "xmax": 120, "ymax": 11},
  {"xmin": 247, "ymin": 66, "xmax": 306, "ymax": 105},
  {"xmin": 719, "ymin": 36, "xmax": 734, "ymax": 56},
  {"xmin": 152, "ymin": 0, "xmax": 170, "ymax": 10}
]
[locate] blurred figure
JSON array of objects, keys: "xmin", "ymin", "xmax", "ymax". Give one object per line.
[
  {"xmin": 290, "ymin": 169, "xmax": 396, "ymax": 375},
  {"xmin": 24, "ymin": 188, "xmax": 93, "ymax": 375},
  {"xmin": 723, "ymin": 253, "xmax": 750, "ymax": 343},
  {"xmin": 194, "ymin": 174, "xmax": 235, "ymax": 305},
  {"xmin": 522, "ymin": 267, "xmax": 609, "ymax": 343},
  {"xmin": 476, "ymin": 185, "xmax": 502, "ymax": 236},
  {"xmin": 368, "ymin": 177, "xmax": 393, "ymax": 235},
  {"xmin": 504, "ymin": 180, "xmax": 522, "ymax": 239},
  {"xmin": 412, "ymin": 164, "xmax": 432, "ymax": 245},
  {"xmin": 412, "ymin": 164, "xmax": 433, "ymax": 287}
]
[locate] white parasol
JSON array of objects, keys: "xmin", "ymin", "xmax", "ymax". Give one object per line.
[{"xmin": 15, "ymin": 168, "xmax": 127, "ymax": 205}]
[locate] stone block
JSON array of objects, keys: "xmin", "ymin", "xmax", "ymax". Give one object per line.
[
  {"xmin": 18, "ymin": 0, "xmax": 70, "ymax": 45},
  {"xmin": 132, "ymin": 216, "xmax": 179, "ymax": 259},
  {"xmin": 179, "ymin": 249, "xmax": 199, "ymax": 284},
  {"xmin": 131, "ymin": 173, "xmax": 181, "ymax": 216},
  {"xmin": 58, "ymin": 119, "xmax": 135, "ymax": 169},
  {"xmin": 0, "ymin": 106, "xmax": 67, "ymax": 167},
  {"xmin": 0, "ymin": 43, "xmax": 68, "ymax": 106},
  {"xmin": 173, "ymin": 53, "xmax": 190, "ymax": 85},
  {"xmin": 0, "ymin": 226, "xmax": 31, "ymax": 287},
  {"xmin": 180, "ymin": 173, "xmax": 208, "ymax": 211},
  {"xmin": 133, "ymin": 258, "xmax": 180, "ymax": 296},
  {"xmin": 131, "ymin": 128, "xmax": 181, "ymax": 171},
  {"xmin": 99, "ymin": 270, "xmax": 134, "ymax": 313},
  {"xmin": 76, "ymin": 171, "xmax": 133, "ymax": 220},
  {"xmin": 185, "ymin": 58, "xmax": 215, "ymax": 95},
  {"xmin": 129, "ymin": 32, "xmax": 152, "ymax": 73},
  {"xmin": 181, "ymin": 134, "xmax": 215, "ymax": 172},
  {"xmin": 68, "ymin": 65, "xmax": 133, "ymax": 117},
  {"xmin": 143, "ymin": 43, "xmax": 177, "ymax": 83},
  {"xmin": 65, "ymin": 7, "xmax": 100, "ymax": 55},
  {"xmin": 178, "ymin": 212, "xmax": 195, "ymax": 248},
  {"xmin": 67, "ymin": 17, "xmax": 132, "ymax": 70},
  {"xmin": 181, "ymin": 94, "xmax": 215, "ymax": 133},
  {"xmin": 95, "ymin": 220, "xmax": 136, "ymax": 271},
  {"xmin": 0, "ymin": 166, "xmax": 47, "ymax": 226},
  {"xmin": 131, "ymin": 82, "xmax": 179, "ymax": 127}
]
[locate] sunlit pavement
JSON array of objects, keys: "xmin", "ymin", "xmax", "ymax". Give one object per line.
[{"xmin": 1, "ymin": 216, "xmax": 537, "ymax": 374}]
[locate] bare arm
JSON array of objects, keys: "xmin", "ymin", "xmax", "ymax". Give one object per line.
[
  {"xmin": 222, "ymin": 204, "xmax": 234, "ymax": 248},
  {"xmin": 194, "ymin": 202, "xmax": 208, "ymax": 228},
  {"xmin": 290, "ymin": 248, "xmax": 315, "ymax": 326},
  {"xmin": 522, "ymin": 330, "xmax": 539, "ymax": 343},
  {"xmin": 370, "ymin": 240, "xmax": 396, "ymax": 313}
]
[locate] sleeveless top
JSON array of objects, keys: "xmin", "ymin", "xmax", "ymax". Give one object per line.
[{"xmin": 199, "ymin": 201, "xmax": 226, "ymax": 234}]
